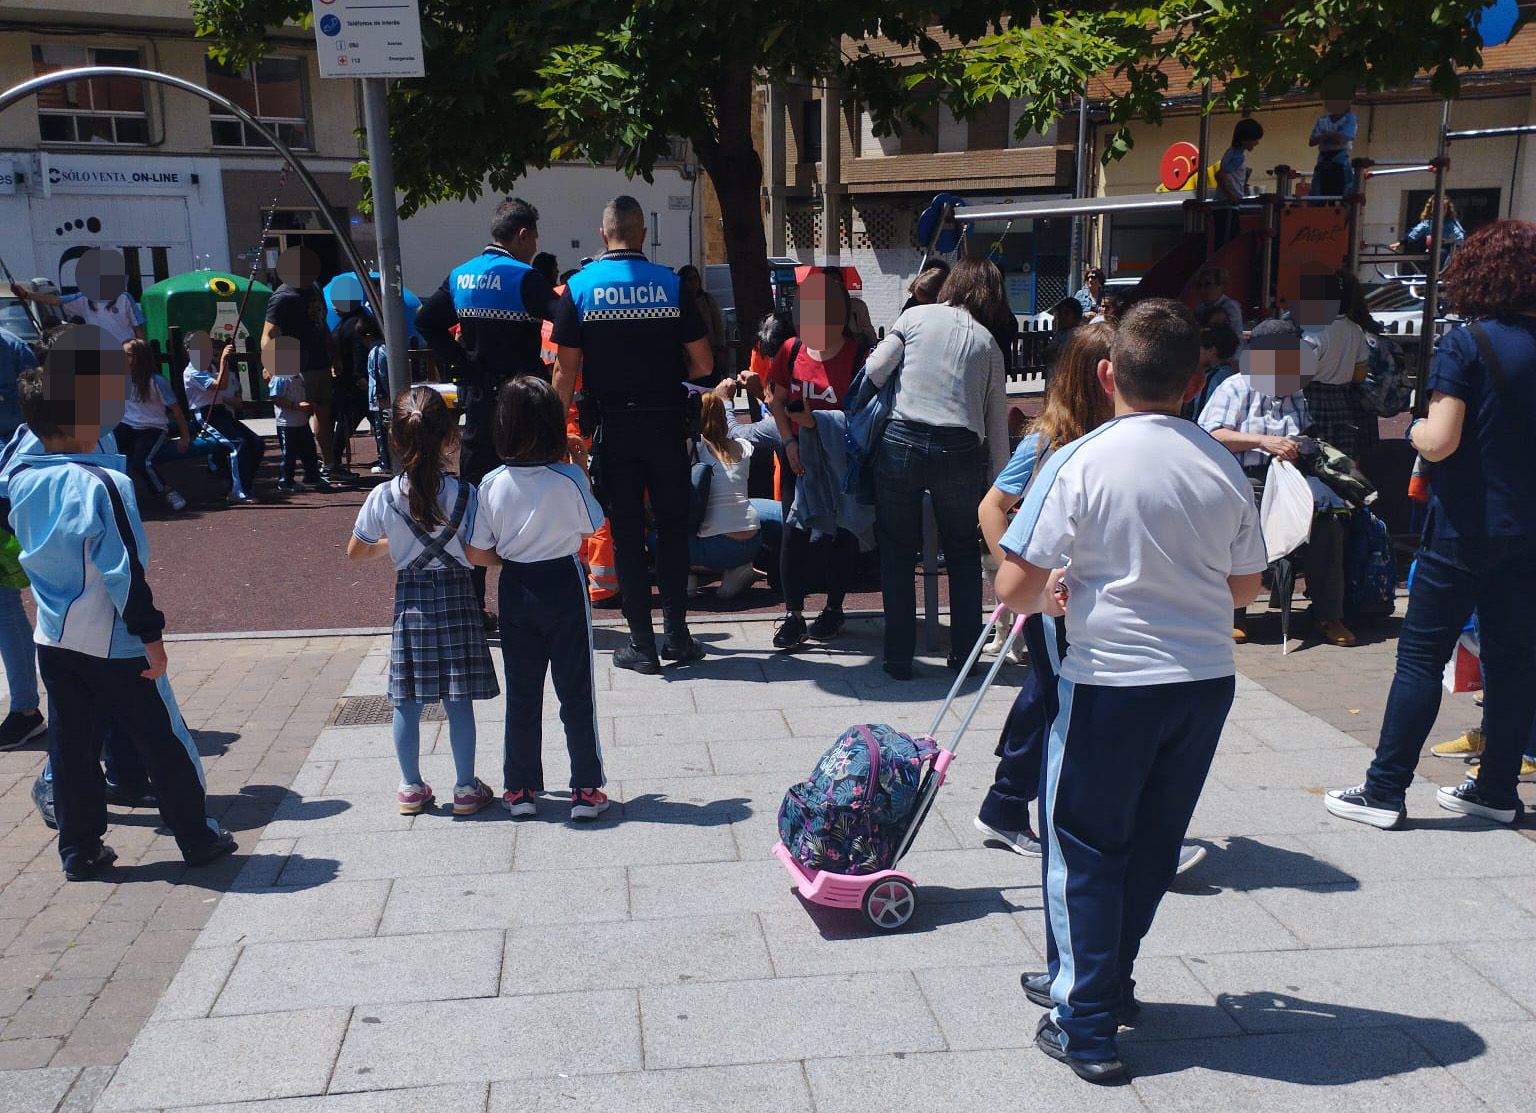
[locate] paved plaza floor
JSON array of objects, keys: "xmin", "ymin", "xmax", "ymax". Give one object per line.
[{"xmin": 2, "ymin": 617, "xmax": 1535, "ymax": 1112}]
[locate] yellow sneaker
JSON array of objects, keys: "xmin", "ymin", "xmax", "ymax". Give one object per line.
[
  {"xmin": 1467, "ymin": 757, "xmax": 1536, "ymax": 779},
  {"xmin": 1431, "ymin": 729, "xmax": 1484, "ymax": 760}
]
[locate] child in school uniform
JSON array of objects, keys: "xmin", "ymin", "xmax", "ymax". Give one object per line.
[
  {"xmin": 115, "ymin": 338, "xmax": 191, "ymax": 512},
  {"xmin": 265, "ymin": 336, "xmax": 331, "ymax": 493},
  {"xmin": 184, "ymin": 332, "xmax": 263, "ymax": 503},
  {"xmin": 0, "ymin": 327, "xmax": 236, "ymax": 880},
  {"xmin": 1309, "ymin": 90, "xmax": 1357, "ymax": 197},
  {"xmin": 349, "ymin": 386, "xmax": 500, "ymax": 816},
  {"xmin": 362, "ymin": 319, "xmax": 392, "ymax": 475},
  {"xmin": 995, "ymin": 299, "xmax": 1267, "ymax": 1084},
  {"xmin": 477, "ymin": 376, "xmax": 608, "ymax": 822}
]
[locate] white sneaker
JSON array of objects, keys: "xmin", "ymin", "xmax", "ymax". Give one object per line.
[
  {"xmin": 686, "ymin": 574, "xmax": 700, "ymax": 597},
  {"xmin": 1175, "ymin": 843, "xmax": 1207, "ymax": 874},
  {"xmin": 165, "ymin": 490, "xmax": 188, "ymax": 512},
  {"xmin": 370, "ymin": 464, "xmax": 388, "ymax": 476},
  {"xmin": 973, "ymin": 816, "xmax": 1042, "ymax": 857},
  {"xmin": 716, "ymin": 562, "xmax": 759, "ymax": 600}
]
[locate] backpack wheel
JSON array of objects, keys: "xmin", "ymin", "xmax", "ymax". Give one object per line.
[{"xmin": 862, "ymin": 877, "xmax": 917, "ymax": 931}]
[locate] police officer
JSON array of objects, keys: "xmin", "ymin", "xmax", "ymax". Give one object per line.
[
  {"xmin": 418, "ymin": 197, "xmax": 558, "ymax": 623},
  {"xmin": 552, "ymin": 196, "xmax": 712, "ymax": 673}
]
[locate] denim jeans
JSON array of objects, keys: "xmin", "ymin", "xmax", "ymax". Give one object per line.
[
  {"xmin": 1365, "ymin": 532, "xmax": 1536, "ymax": 805},
  {"xmin": 690, "ymin": 531, "xmax": 760, "ymax": 571},
  {"xmin": 0, "ymin": 585, "xmax": 39, "ymax": 712},
  {"xmin": 874, "ymin": 420, "xmax": 986, "ymax": 667}
]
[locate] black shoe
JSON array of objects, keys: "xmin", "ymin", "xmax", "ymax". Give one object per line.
[
  {"xmin": 0, "ymin": 709, "xmax": 46, "ymax": 751},
  {"xmin": 481, "ymin": 610, "xmax": 499, "ymax": 637},
  {"xmin": 1324, "ymin": 783, "xmax": 1406, "ymax": 830},
  {"xmin": 183, "ymin": 828, "xmax": 238, "ymax": 867},
  {"xmin": 1437, "ymin": 779, "xmax": 1523, "ymax": 825},
  {"xmin": 613, "ymin": 643, "xmax": 661, "ymax": 675},
  {"xmin": 104, "ymin": 781, "xmax": 158, "ymax": 809},
  {"xmin": 65, "ymin": 844, "xmax": 117, "ymax": 882},
  {"xmin": 661, "ymin": 632, "xmax": 706, "ymax": 663},
  {"xmin": 31, "ymin": 773, "xmax": 56, "ymax": 829},
  {"xmin": 882, "ymin": 660, "xmax": 913, "ymax": 681},
  {"xmin": 946, "ymin": 655, "xmax": 982, "ymax": 677},
  {"xmin": 806, "ymin": 608, "xmax": 845, "ymax": 641},
  {"xmin": 1021, "ymin": 972, "xmax": 1141, "ymax": 1024},
  {"xmin": 773, "ymin": 613, "xmax": 808, "ymax": 650},
  {"xmin": 1034, "ymin": 1015, "xmax": 1128, "ymax": 1085}
]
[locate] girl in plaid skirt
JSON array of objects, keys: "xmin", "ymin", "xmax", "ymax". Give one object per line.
[{"xmin": 348, "ymin": 386, "xmax": 501, "ymax": 816}]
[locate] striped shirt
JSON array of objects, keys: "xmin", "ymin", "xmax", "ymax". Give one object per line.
[{"xmin": 1197, "ymin": 374, "xmax": 1310, "ymax": 468}]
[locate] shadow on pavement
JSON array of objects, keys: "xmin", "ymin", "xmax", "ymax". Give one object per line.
[
  {"xmin": 1127, "ymin": 992, "xmax": 1484, "ymax": 1081},
  {"xmin": 1172, "ymin": 836, "xmax": 1359, "ymax": 894},
  {"xmin": 799, "ymin": 885, "xmax": 1023, "ymax": 937},
  {"xmin": 619, "ymin": 793, "xmax": 752, "ymax": 827},
  {"xmin": 190, "ymin": 729, "xmax": 240, "ymax": 758}
]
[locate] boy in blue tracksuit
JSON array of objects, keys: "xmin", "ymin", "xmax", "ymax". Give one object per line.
[
  {"xmin": 0, "ymin": 327, "xmax": 235, "ymax": 880},
  {"xmin": 995, "ymin": 299, "xmax": 1267, "ymax": 1084}
]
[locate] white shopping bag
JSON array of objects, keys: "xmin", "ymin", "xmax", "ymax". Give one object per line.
[{"xmin": 1260, "ymin": 458, "xmax": 1313, "ymax": 563}]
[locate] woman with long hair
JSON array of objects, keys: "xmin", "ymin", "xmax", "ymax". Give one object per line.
[
  {"xmin": 687, "ymin": 387, "xmax": 780, "ymax": 598},
  {"xmin": 114, "ymin": 338, "xmax": 192, "ymax": 512},
  {"xmin": 1328, "ymin": 220, "xmax": 1536, "ymax": 830},
  {"xmin": 1305, "ymin": 269, "xmax": 1378, "ymax": 459},
  {"xmin": 865, "ymin": 255, "xmax": 1011, "ymax": 678}
]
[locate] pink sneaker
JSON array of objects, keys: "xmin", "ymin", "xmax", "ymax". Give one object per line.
[
  {"xmin": 502, "ymin": 788, "xmax": 538, "ymax": 817},
  {"xmin": 453, "ymin": 779, "xmax": 495, "ymax": 816},
  {"xmin": 570, "ymin": 788, "xmax": 610, "ymax": 821},
  {"xmin": 398, "ymin": 782, "xmax": 434, "ymax": 815}
]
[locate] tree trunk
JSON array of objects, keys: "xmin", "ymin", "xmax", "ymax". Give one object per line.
[{"xmin": 696, "ymin": 57, "xmax": 774, "ymax": 377}]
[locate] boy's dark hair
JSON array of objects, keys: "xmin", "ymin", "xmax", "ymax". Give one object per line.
[
  {"xmin": 22, "ymin": 325, "xmax": 119, "ymax": 439},
  {"xmin": 532, "ymin": 251, "xmax": 559, "ymax": 286},
  {"xmin": 1110, "ymin": 298, "xmax": 1200, "ymax": 404},
  {"xmin": 494, "ymin": 374, "xmax": 567, "ymax": 465},
  {"xmin": 491, "ymin": 197, "xmax": 539, "ymax": 244},
  {"xmin": 356, "ymin": 314, "xmax": 382, "ymax": 341},
  {"xmin": 1200, "ymin": 321, "xmax": 1241, "ymax": 361},
  {"xmin": 1248, "ymin": 317, "xmax": 1303, "ymax": 350},
  {"xmin": 755, "ymin": 311, "xmax": 795, "ymax": 357},
  {"xmin": 1232, "ymin": 119, "xmax": 1264, "ymax": 146}
]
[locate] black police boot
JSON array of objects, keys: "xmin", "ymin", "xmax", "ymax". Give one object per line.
[
  {"xmin": 661, "ymin": 613, "xmax": 705, "ymax": 663},
  {"xmin": 613, "ymin": 641, "xmax": 662, "ymax": 675}
]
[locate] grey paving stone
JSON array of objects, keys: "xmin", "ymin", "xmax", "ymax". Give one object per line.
[
  {"xmin": 213, "ymin": 930, "xmax": 502, "ymax": 1016},
  {"xmin": 151, "ymin": 945, "xmax": 242, "ymax": 1022},
  {"xmin": 758, "ymin": 901, "xmax": 1030, "ymax": 978},
  {"xmin": 176, "ymin": 1084, "xmax": 488, "ymax": 1113},
  {"xmin": 321, "ymin": 755, "xmax": 495, "ymax": 797},
  {"xmin": 306, "ymin": 724, "xmax": 428, "ymax": 763},
  {"xmin": 1251, "ymin": 879, "xmax": 1536, "ymax": 948},
  {"xmin": 628, "ymin": 859, "xmax": 820, "ymax": 921},
  {"xmin": 1225, "ymin": 687, "xmax": 1311, "ymax": 720},
  {"xmin": 1205, "ymin": 748, "xmax": 1379, "ymax": 792},
  {"xmin": 495, "ymin": 1062, "xmax": 814, "ymax": 1112},
  {"xmin": 1413, "ymin": 1018, "xmax": 1536, "ymax": 1113},
  {"xmin": 1293, "ymin": 824, "xmax": 1536, "ymax": 883},
  {"xmin": 1454, "ymin": 943, "xmax": 1536, "ymax": 1015},
  {"xmin": 641, "ymin": 973, "xmax": 944, "ymax": 1069},
  {"xmin": 261, "ymin": 794, "xmax": 415, "ymax": 839},
  {"xmin": 1235, "ymin": 715, "xmax": 1362, "ymax": 752},
  {"xmin": 706, "ymin": 735, "xmax": 837, "ymax": 776},
  {"xmin": 894, "ymin": 847, "xmax": 1043, "ymax": 903},
  {"xmin": 511, "ymin": 816, "xmax": 735, "ymax": 870},
  {"xmin": 1125, "ymin": 1027, "xmax": 1475, "ymax": 1112},
  {"xmin": 502, "ymin": 915, "xmax": 771, "ymax": 991},
  {"xmin": 97, "ymin": 1007, "xmax": 350, "ymax": 1110},
  {"xmin": 1487, "ymin": 874, "xmax": 1536, "ymax": 916},
  {"xmin": 379, "ymin": 868, "xmax": 628, "ymax": 933},
  {"xmin": 593, "ymin": 742, "xmax": 714, "ymax": 781},
  {"xmin": 56, "ymin": 1064, "xmax": 116, "ymax": 1111},
  {"xmin": 328, "ymin": 991, "xmax": 641, "ymax": 1092},
  {"xmin": 198, "ymin": 882, "xmax": 392, "ymax": 948},
  {"xmin": 1130, "ymin": 888, "xmax": 1305, "ymax": 958},
  {"xmin": 805, "ymin": 1048, "xmax": 1148, "ymax": 1113},
  {"xmin": 278, "ymin": 828, "xmax": 514, "ymax": 885},
  {"xmin": 0, "ymin": 1065, "xmax": 81, "ymax": 1113},
  {"xmin": 1185, "ymin": 945, "xmax": 1529, "ymax": 1034},
  {"xmin": 1185, "ymin": 786, "xmax": 1344, "ymax": 838},
  {"xmin": 1164, "ymin": 834, "xmax": 1362, "ymax": 892},
  {"xmin": 613, "ymin": 711, "xmax": 789, "ymax": 747}
]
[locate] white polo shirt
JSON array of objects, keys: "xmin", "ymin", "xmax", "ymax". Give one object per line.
[
  {"xmin": 352, "ymin": 475, "xmax": 494, "ymax": 570},
  {"xmin": 478, "ymin": 462, "xmax": 604, "ymax": 563},
  {"xmin": 1001, "ymin": 413, "xmax": 1268, "ymax": 686},
  {"xmin": 59, "ymin": 293, "xmax": 144, "ymax": 347}
]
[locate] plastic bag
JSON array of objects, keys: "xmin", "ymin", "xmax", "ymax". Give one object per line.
[
  {"xmin": 1443, "ymin": 632, "xmax": 1482, "ymax": 693},
  {"xmin": 1260, "ymin": 458, "xmax": 1312, "ymax": 563}
]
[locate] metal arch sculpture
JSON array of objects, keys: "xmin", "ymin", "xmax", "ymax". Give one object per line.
[{"xmin": 0, "ymin": 66, "xmax": 383, "ymax": 317}]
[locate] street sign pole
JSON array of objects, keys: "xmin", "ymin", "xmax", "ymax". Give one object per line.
[{"xmin": 361, "ymin": 78, "xmax": 410, "ymax": 399}]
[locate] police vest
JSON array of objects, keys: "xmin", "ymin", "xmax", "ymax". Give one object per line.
[
  {"xmin": 449, "ymin": 247, "xmax": 535, "ymax": 323},
  {"xmin": 565, "ymin": 254, "xmax": 683, "ymax": 325}
]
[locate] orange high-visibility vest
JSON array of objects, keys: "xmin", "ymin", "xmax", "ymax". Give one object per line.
[{"xmin": 559, "ymin": 361, "xmax": 620, "ymax": 602}]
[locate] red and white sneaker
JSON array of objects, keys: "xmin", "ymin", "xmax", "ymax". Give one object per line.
[
  {"xmin": 452, "ymin": 779, "xmax": 495, "ymax": 816},
  {"xmin": 397, "ymin": 782, "xmax": 434, "ymax": 815},
  {"xmin": 502, "ymin": 788, "xmax": 538, "ymax": 817},
  {"xmin": 570, "ymin": 788, "xmax": 610, "ymax": 821}
]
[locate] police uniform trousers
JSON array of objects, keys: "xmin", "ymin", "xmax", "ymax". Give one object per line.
[
  {"xmin": 498, "ymin": 556, "xmax": 603, "ymax": 791},
  {"xmin": 1039, "ymin": 674, "xmax": 1234, "ymax": 1062},
  {"xmin": 459, "ymin": 381, "xmax": 502, "ymax": 611},
  {"xmin": 978, "ymin": 613, "xmax": 1068, "ymax": 833},
  {"xmin": 39, "ymin": 646, "xmax": 222, "ymax": 875},
  {"xmin": 596, "ymin": 404, "xmax": 691, "ymax": 644}
]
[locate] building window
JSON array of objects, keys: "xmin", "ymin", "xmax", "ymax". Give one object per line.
[
  {"xmin": 800, "ymin": 99, "xmax": 823, "ymax": 164},
  {"xmin": 206, "ymin": 57, "xmax": 311, "ymax": 150},
  {"xmin": 32, "ymin": 45, "xmax": 150, "ymax": 145}
]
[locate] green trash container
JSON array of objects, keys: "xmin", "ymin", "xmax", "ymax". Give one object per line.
[{"xmin": 142, "ymin": 271, "xmax": 272, "ymax": 405}]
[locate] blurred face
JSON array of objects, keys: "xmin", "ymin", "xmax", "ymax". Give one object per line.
[
  {"xmin": 331, "ymin": 273, "xmax": 365, "ymax": 316},
  {"xmin": 1324, "ymin": 97, "xmax": 1351, "ymax": 116},
  {"xmin": 1242, "ymin": 335, "xmax": 1316, "ymax": 398},
  {"xmin": 41, "ymin": 326, "xmax": 127, "ymax": 440},
  {"xmin": 1294, "ymin": 272, "xmax": 1341, "ymax": 327},
  {"xmin": 795, "ymin": 271, "xmax": 846, "ymax": 352},
  {"xmin": 262, "ymin": 334, "xmax": 303, "ymax": 377},
  {"xmin": 185, "ymin": 330, "xmax": 215, "ymax": 368},
  {"xmin": 681, "ymin": 270, "xmax": 701, "ymax": 295},
  {"xmin": 1197, "ymin": 274, "xmax": 1223, "ymax": 304},
  {"xmin": 275, "ymin": 246, "xmax": 320, "ymax": 289},
  {"xmin": 75, "ymin": 248, "xmax": 127, "ymax": 301}
]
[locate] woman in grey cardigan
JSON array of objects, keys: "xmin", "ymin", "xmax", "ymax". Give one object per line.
[{"xmin": 866, "ymin": 256, "xmax": 1012, "ymax": 679}]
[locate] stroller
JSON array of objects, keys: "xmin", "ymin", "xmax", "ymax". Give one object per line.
[{"xmin": 772, "ymin": 604, "xmax": 1026, "ymax": 931}]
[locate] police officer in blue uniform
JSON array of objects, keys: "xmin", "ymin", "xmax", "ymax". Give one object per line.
[
  {"xmin": 418, "ymin": 197, "xmax": 558, "ymax": 622},
  {"xmin": 552, "ymin": 196, "xmax": 713, "ymax": 673}
]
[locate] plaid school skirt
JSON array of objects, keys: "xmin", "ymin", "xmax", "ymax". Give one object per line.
[
  {"xmin": 388, "ymin": 565, "xmax": 500, "ymax": 706},
  {"xmin": 1304, "ymin": 381, "xmax": 1378, "ymax": 461}
]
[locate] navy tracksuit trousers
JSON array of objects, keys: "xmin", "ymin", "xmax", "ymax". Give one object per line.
[
  {"xmin": 978, "ymin": 613, "xmax": 1067, "ymax": 831},
  {"xmin": 38, "ymin": 646, "xmax": 221, "ymax": 874},
  {"xmin": 498, "ymin": 556, "xmax": 604, "ymax": 792},
  {"xmin": 1040, "ymin": 675, "xmax": 1234, "ymax": 1061}
]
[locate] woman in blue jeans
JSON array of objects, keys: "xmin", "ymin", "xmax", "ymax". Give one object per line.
[
  {"xmin": 865, "ymin": 257, "xmax": 1012, "ymax": 679},
  {"xmin": 1327, "ymin": 220, "xmax": 1536, "ymax": 829},
  {"xmin": 687, "ymin": 380, "xmax": 783, "ymax": 599}
]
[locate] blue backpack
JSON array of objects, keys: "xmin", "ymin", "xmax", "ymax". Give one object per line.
[
  {"xmin": 834, "ymin": 343, "xmax": 884, "ymax": 506},
  {"xmin": 778, "ymin": 724, "xmax": 939, "ymax": 875},
  {"xmin": 1344, "ymin": 508, "xmax": 1396, "ymax": 617}
]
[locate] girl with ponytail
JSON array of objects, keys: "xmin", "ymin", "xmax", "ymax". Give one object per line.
[{"xmin": 347, "ymin": 386, "xmax": 501, "ymax": 816}]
